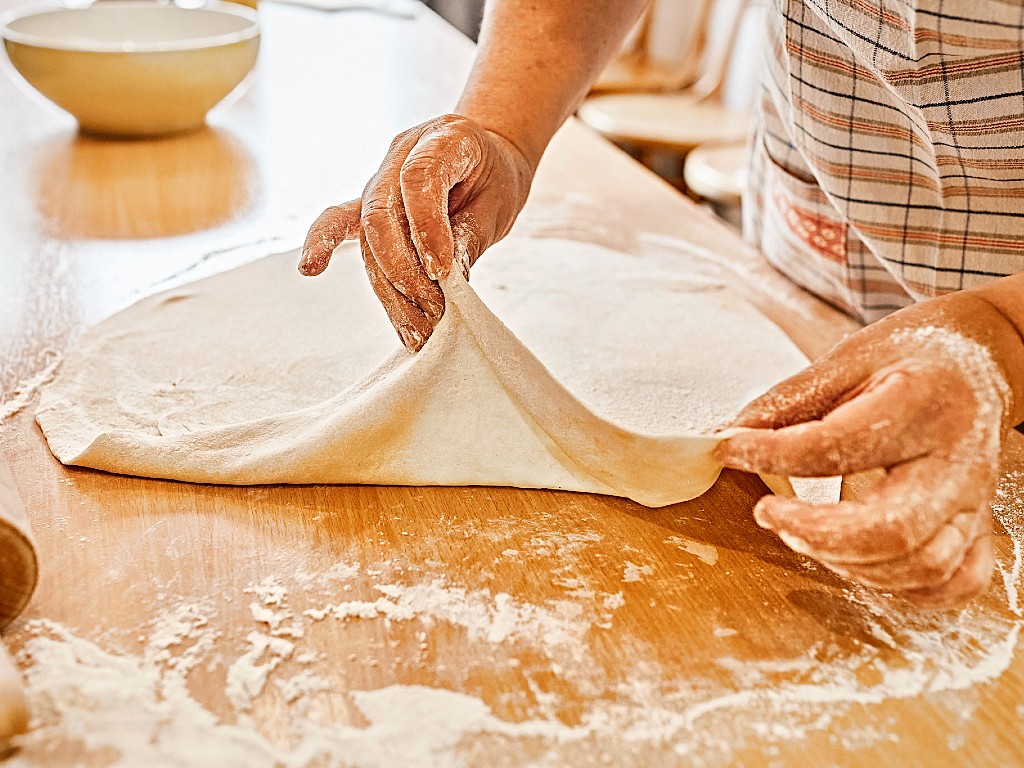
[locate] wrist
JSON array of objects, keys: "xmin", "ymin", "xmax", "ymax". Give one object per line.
[
  {"xmin": 879, "ymin": 289, "xmax": 1023, "ymax": 430},
  {"xmin": 937, "ymin": 286, "xmax": 1024, "ymax": 434},
  {"xmin": 454, "ymin": 105, "xmax": 549, "ymax": 173},
  {"xmin": 968, "ymin": 277, "xmax": 1024, "ymax": 427},
  {"xmin": 485, "ymin": 126, "xmax": 536, "ymax": 198}
]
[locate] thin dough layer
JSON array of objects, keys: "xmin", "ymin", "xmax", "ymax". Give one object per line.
[{"xmin": 36, "ymin": 238, "xmax": 823, "ymax": 507}]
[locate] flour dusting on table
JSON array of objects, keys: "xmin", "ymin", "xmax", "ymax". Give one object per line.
[
  {"xmin": 10, "ymin": 476, "xmax": 1024, "ymax": 768},
  {"xmin": 0, "ymin": 354, "xmax": 62, "ymax": 424}
]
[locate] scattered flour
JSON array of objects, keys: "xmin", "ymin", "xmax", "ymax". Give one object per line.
[
  {"xmin": 305, "ymin": 580, "xmax": 587, "ymax": 653},
  {"xmin": 245, "ymin": 576, "xmax": 305, "ymax": 639},
  {"xmin": 622, "ymin": 562, "xmax": 653, "ymax": 583},
  {"xmin": 0, "ymin": 354, "xmax": 62, "ymax": 423},
  {"xmin": 993, "ymin": 470, "xmax": 1023, "ymax": 617},
  {"xmin": 275, "ymin": 670, "xmax": 330, "ymax": 707},
  {"xmin": 12, "ymin": 620, "xmax": 578, "ymax": 768},
  {"xmin": 8, "ymin": 471, "xmax": 1024, "ymax": 767},
  {"xmin": 225, "ymin": 632, "xmax": 295, "ymax": 712},
  {"xmin": 664, "ymin": 535, "xmax": 719, "ymax": 566},
  {"xmin": 602, "ymin": 593, "xmax": 626, "ymax": 612}
]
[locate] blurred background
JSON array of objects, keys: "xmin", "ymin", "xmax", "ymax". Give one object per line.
[
  {"xmin": 424, "ymin": 0, "xmax": 482, "ymax": 38},
  {"xmin": 428, "ymin": 0, "xmax": 764, "ymax": 227}
]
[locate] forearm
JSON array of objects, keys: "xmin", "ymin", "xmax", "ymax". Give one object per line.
[
  {"xmin": 972, "ymin": 273, "xmax": 1024, "ymax": 427},
  {"xmin": 456, "ymin": 0, "xmax": 648, "ymax": 169}
]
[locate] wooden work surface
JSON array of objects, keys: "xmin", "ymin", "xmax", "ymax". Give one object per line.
[{"xmin": 1, "ymin": 4, "xmax": 1022, "ymax": 766}]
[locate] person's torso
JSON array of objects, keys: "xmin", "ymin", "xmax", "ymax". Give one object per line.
[{"xmin": 745, "ymin": 0, "xmax": 1024, "ymax": 322}]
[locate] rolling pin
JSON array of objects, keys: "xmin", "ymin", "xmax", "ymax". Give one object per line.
[{"xmin": 0, "ymin": 455, "xmax": 37, "ymax": 742}]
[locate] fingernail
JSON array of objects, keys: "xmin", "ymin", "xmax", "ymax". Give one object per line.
[
  {"xmin": 398, "ymin": 326, "xmax": 425, "ymax": 352},
  {"xmin": 421, "ymin": 250, "xmax": 440, "ymax": 281},
  {"xmin": 398, "ymin": 327, "xmax": 415, "ymax": 350},
  {"xmin": 298, "ymin": 250, "xmax": 323, "ymax": 276},
  {"xmin": 432, "ymin": 258, "xmax": 451, "ymax": 281},
  {"xmin": 425, "ymin": 296, "xmax": 445, "ymax": 322},
  {"xmin": 752, "ymin": 500, "xmax": 775, "ymax": 529},
  {"xmin": 777, "ymin": 529, "xmax": 815, "ymax": 557}
]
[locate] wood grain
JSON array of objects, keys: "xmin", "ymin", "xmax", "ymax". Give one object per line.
[{"xmin": 0, "ymin": 3, "xmax": 1021, "ymax": 767}]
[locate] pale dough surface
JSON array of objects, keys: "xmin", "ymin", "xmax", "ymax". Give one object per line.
[{"xmin": 37, "ymin": 238, "xmax": 822, "ymax": 507}]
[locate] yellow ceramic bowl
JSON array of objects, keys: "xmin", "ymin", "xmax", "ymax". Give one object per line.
[{"xmin": 1, "ymin": 1, "xmax": 259, "ymax": 137}]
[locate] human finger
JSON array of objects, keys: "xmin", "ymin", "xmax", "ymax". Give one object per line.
[
  {"xmin": 400, "ymin": 124, "xmax": 481, "ymax": 280},
  {"xmin": 359, "ymin": 230, "xmax": 432, "ymax": 352},
  {"xmin": 900, "ymin": 535, "xmax": 995, "ymax": 609},
  {"xmin": 449, "ymin": 205, "xmax": 496, "ymax": 280},
  {"xmin": 728, "ymin": 352, "xmax": 873, "ymax": 430},
  {"xmin": 717, "ymin": 364, "xmax": 967, "ymax": 477},
  {"xmin": 825, "ymin": 507, "xmax": 984, "ymax": 591},
  {"xmin": 361, "ymin": 181, "xmax": 446, "ymax": 323},
  {"xmin": 299, "ymin": 199, "xmax": 362, "ymax": 276},
  {"xmin": 752, "ymin": 456, "xmax": 988, "ymax": 564}
]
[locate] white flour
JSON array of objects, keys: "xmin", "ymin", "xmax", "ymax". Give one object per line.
[
  {"xmin": 307, "ymin": 580, "xmax": 589, "ymax": 650},
  {"xmin": 993, "ymin": 470, "xmax": 1024, "ymax": 617},
  {"xmin": 225, "ymin": 632, "xmax": 295, "ymax": 712},
  {"xmin": 664, "ymin": 535, "xmax": 719, "ymax": 566},
  {"xmin": 622, "ymin": 562, "xmax": 653, "ymax": 583},
  {"xmin": 10, "ymin": 490, "xmax": 1024, "ymax": 768},
  {"xmin": 12, "ymin": 618, "xmax": 577, "ymax": 768},
  {"xmin": 0, "ymin": 354, "xmax": 62, "ymax": 423}
]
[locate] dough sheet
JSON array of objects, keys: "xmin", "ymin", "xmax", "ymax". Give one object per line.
[{"xmin": 37, "ymin": 238, "xmax": 825, "ymax": 507}]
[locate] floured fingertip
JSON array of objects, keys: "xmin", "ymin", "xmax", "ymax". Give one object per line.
[
  {"xmin": 418, "ymin": 246, "xmax": 442, "ymax": 281},
  {"xmin": 398, "ymin": 324, "xmax": 428, "ymax": 352},
  {"xmin": 752, "ymin": 498, "xmax": 776, "ymax": 530},
  {"xmin": 298, "ymin": 249, "xmax": 330, "ymax": 277}
]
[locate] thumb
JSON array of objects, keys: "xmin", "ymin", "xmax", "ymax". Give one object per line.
[{"xmin": 729, "ymin": 352, "xmax": 871, "ymax": 430}]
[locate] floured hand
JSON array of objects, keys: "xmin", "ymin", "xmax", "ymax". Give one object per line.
[
  {"xmin": 299, "ymin": 114, "xmax": 534, "ymax": 351},
  {"xmin": 717, "ymin": 291, "xmax": 1024, "ymax": 609}
]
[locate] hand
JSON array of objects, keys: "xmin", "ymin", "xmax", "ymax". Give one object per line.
[
  {"xmin": 715, "ymin": 293, "xmax": 1021, "ymax": 609},
  {"xmin": 299, "ymin": 114, "xmax": 534, "ymax": 351}
]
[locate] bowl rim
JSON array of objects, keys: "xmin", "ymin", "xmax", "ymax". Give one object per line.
[{"xmin": 0, "ymin": 1, "xmax": 260, "ymax": 53}]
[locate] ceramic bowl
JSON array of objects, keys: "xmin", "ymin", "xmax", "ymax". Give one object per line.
[{"xmin": 1, "ymin": 1, "xmax": 259, "ymax": 137}]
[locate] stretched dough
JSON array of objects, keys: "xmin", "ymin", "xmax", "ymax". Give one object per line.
[{"xmin": 37, "ymin": 238, "xmax": 818, "ymax": 507}]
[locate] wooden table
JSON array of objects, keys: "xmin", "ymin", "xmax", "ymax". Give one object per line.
[{"xmin": 1, "ymin": 4, "xmax": 1022, "ymax": 766}]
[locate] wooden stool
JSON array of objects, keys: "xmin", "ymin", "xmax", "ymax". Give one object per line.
[
  {"xmin": 578, "ymin": 93, "xmax": 750, "ymax": 156},
  {"xmin": 590, "ymin": 0, "xmax": 714, "ymax": 95},
  {"xmin": 579, "ymin": 0, "xmax": 754, "ymax": 180},
  {"xmin": 684, "ymin": 138, "xmax": 749, "ymax": 227},
  {"xmin": 684, "ymin": 139, "xmax": 748, "ymax": 202}
]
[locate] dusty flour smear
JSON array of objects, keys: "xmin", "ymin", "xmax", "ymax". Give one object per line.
[
  {"xmin": 11, "ymin": 501, "xmax": 1024, "ymax": 768},
  {"xmin": 993, "ymin": 469, "xmax": 1024, "ymax": 617},
  {"xmin": 304, "ymin": 580, "xmax": 588, "ymax": 655},
  {"xmin": 664, "ymin": 535, "xmax": 719, "ymax": 566},
  {"xmin": 892, "ymin": 326, "xmax": 1010, "ymax": 465},
  {"xmin": 10, "ymin": 575, "xmax": 590, "ymax": 768},
  {"xmin": 0, "ymin": 353, "xmax": 62, "ymax": 423},
  {"xmin": 12, "ymin": 619, "xmax": 579, "ymax": 768},
  {"xmin": 622, "ymin": 561, "xmax": 653, "ymax": 583},
  {"xmin": 226, "ymin": 632, "xmax": 295, "ymax": 712}
]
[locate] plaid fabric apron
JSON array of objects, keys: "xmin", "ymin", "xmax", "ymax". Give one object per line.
[{"xmin": 744, "ymin": 0, "xmax": 1024, "ymax": 323}]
